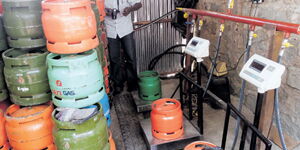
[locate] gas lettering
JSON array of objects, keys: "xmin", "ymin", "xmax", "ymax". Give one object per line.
[
  {"xmin": 63, "ymin": 91, "xmax": 75, "ymax": 96},
  {"xmin": 17, "ymin": 87, "xmax": 29, "ymax": 92},
  {"xmin": 52, "ymin": 89, "xmax": 62, "ymax": 96}
]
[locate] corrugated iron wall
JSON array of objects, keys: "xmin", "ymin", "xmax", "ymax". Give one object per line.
[{"xmin": 133, "ymin": 0, "xmax": 183, "ymax": 74}]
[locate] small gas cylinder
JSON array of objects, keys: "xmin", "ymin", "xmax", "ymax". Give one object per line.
[
  {"xmin": 138, "ymin": 71, "xmax": 162, "ymax": 101},
  {"xmin": 151, "ymin": 98, "xmax": 184, "ymax": 140}
]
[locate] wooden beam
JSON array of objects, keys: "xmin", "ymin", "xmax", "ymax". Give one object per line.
[{"xmin": 258, "ymin": 26, "xmax": 283, "ymax": 149}]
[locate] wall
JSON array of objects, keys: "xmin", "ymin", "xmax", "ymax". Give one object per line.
[{"xmin": 196, "ymin": 0, "xmax": 300, "ymax": 146}]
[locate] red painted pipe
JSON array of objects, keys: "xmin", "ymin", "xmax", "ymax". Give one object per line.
[{"xmin": 178, "ymin": 8, "xmax": 300, "ymax": 34}]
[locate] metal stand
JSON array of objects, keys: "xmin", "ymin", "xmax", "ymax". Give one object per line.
[
  {"xmin": 250, "ymin": 93, "xmax": 265, "ymax": 149},
  {"xmin": 197, "ymin": 61, "xmax": 204, "ymax": 135},
  {"xmin": 132, "ymin": 91, "xmax": 153, "ymax": 113},
  {"xmin": 221, "ymin": 93, "xmax": 270, "ymax": 150},
  {"xmin": 140, "ymin": 116, "xmax": 201, "ymax": 150}
]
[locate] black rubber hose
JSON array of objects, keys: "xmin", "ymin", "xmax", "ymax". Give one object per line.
[
  {"xmin": 231, "ymin": 45, "xmax": 252, "ymax": 150},
  {"xmin": 148, "ymin": 44, "xmax": 186, "ymax": 70},
  {"xmin": 149, "ymin": 52, "xmax": 185, "ymax": 70},
  {"xmin": 202, "ymin": 32, "xmax": 223, "ymax": 98},
  {"xmin": 275, "ymin": 54, "xmax": 288, "ymax": 150}
]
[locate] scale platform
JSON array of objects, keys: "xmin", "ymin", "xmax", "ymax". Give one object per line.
[
  {"xmin": 140, "ymin": 117, "xmax": 202, "ymax": 150},
  {"xmin": 132, "ymin": 91, "xmax": 153, "ymax": 113}
]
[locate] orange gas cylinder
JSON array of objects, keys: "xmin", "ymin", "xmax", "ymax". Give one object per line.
[
  {"xmin": 0, "ymin": 110, "xmax": 10, "ymax": 150},
  {"xmin": 109, "ymin": 131, "xmax": 116, "ymax": 150},
  {"xmin": 5, "ymin": 102, "xmax": 55, "ymax": 150},
  {"xmin": 96, "ymin": 0, "xmax": 105, "ymax": 21},
  {"xmin": 184, "ymin": 141, "xmax": 219, "ymax": 150},
  {"xmin": 42, "ymin": 0, "xmax": 99, "ymax": 54},
  {"xmin": 151, "ymin": 98, "xmax": 184, "ymax": 140}
]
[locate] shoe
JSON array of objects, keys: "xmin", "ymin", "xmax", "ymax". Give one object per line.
[{"xmin": 113, "ymin": 86, "xmax": 123, "ymax": 96}]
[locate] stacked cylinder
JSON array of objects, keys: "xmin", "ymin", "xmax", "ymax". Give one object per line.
[
  {"xmin": 41, "ymin": 0, "xmax": 113, "ymax": 149},
  {"xmin": 0, "ymin": 0, "xmax": 113, "ymax": 149},
  {"xmin": 0, "ymin": 0, "xmax": 56, "ymax": 149}
]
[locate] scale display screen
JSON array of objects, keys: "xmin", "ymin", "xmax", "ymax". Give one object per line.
[
  {"xmin": 250, "ymin": 60, "xmax": 266, "ymax": 72},
  {"xmin": 191, "ymin": 40, "xmax": 199, "ymax": 47}
]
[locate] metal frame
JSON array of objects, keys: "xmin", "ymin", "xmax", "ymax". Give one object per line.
[
  {"xmin": 178, "ymin": 8, "xmax": 300, "ymax": 34},
  {"xmin": 178, "ymin": 70, "xmax": 272, "ymax": 150}
]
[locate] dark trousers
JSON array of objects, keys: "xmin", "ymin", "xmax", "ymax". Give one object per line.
[{"xmin": 108, "ymin": 33, "xmax": 138, "ymax": 89}]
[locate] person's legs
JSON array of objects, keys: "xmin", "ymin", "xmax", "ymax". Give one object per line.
[
  {"xmin": 108, "ymin": 36, "xmax": 125, "ymax": 94},
  {"xmin": 120, "ymin": 32, "xmax": 138, "ymax": 91}
]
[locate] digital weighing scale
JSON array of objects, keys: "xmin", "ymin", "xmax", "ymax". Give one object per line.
[{"xmin": 239, "ymin": 54, "xmax": 285, "ymax": 149}]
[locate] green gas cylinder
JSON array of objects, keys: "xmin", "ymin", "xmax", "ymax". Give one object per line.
[
  {"xmin": 52, "ymin": 104, "xmax": 110, "ymax": 150},
  {"xmin": 47, "ymin": 49, "xmax": 105, "ymax": 108},
  {"xmin": 138, "ymin": 71, "xmax": 162, "ymax": 101},
  {"xmin": 2, "ymin": 0, "xmax": 45, "ymax": 48},
  {"xmin": 0, "ymin": 60, "xmax": 8, "ymax": 101},
  {"xmin": 2, "ymin": 48, "xmax": 50, "ymax": 106},
  {"xmin": 0, "ymin": 17, "xmax": 8, "ymax": 51}
]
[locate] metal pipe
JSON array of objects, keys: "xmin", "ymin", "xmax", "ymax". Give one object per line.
[
  {"xmin": 177, "ymin": 8, "xmax": 300, "ymax": 34},
  {"xmin": 228, "ymin": 103, "xmax": 273, "ymax": 150},
  {"xmin": 188, "ymin": 81, "xmax": 193, "ymax": 120},
  {"xmin": 179, "ymin": 72, "xmax": 226, "ymax": 109}
]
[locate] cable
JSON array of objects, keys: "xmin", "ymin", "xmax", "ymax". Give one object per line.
[
  {"xmin": 148, "ymin": 44, "xmax": 186, "ymax": 70},
  {"xmin": 231, "ymin": 43, "xmax": 252, "ymax": 150},
  {"xmin": 148, "ymin": 44, "xmax": 186, "ymax": 69},
  {"xmin": 134, "ymin": 9, "xmax": 178, "ymax": 31},
  {"xmin": 231, "ymin": 3, "xmax": 259, "ymax": 149},
  {"xmin": 202, "ymin": 25, "xmax": 224, "ymax": 98},
  {"xmin": 207, "ymin": 48, "xmax": 247, "ymax": 74},
  {"xmin": 149, "ymin": 52, "xmax": 185, "ymax": 70},
  {"xmin": 274, "ymin": 46, "xmax": 288, "ymax": 150},
  {"xmin": 275, "ymin": 88, "xmax": 287, "ymax": 150}
]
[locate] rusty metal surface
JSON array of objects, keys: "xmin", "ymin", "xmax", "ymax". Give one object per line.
[{"xmin": 133, "ymin": 0, "xmax": 183, "ymax": 74}]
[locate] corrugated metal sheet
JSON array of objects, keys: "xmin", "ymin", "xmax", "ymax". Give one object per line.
[{"xmin": 133, "ymin": 0, "xmax": 183, "ymax": 74}]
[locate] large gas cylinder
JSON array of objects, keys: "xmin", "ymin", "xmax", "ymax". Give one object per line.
[
  {"xmin": 151, "ymin": 98, "xmax": 184, "ymax": 140},
  {"xmin": 184, "ymin": 141, "xmax": 219, "ymax": 150},
  {"xmin": 0, "ymin": 17, "xmax": 7, "ymax": 51},
  {"xmin": 2, "ymin": 0, "xmax": 45, "ymax": 48},
  {"xmin": 0, "ymin": 60, "xmax": 8, "ymax": 102},
  {"xmin": 47, "ymin": 49, "xmax": 105, "ymax": 108},
  {"xmin": 52, "ymin": 104, "xmax": 109, "ymax": 150},
  {"xmin": 100, "ymin": 93, "xmax": 111, "ymax": 126},
  {"xmin": 5, "ymin": 102, "xmax": 55, "ymax": 150},
  {"xmin": 0, "ymin": 110, "xmax": 10, "ymax": 150},
  {"xmin": 2, "ymin": 48, "xmax": 51, "ymax": 106},
  {"xmin": 138, "ymin": 71, "xmax": 162, "ymax": 101},
  {"xmin": 41, "ymin": 0, "xmax": 99, "ymax": 54}
]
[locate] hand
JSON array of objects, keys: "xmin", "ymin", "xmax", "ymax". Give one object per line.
[{"xmin": 123, "ymin": 7, "xmax": 132, "ymax": 16}]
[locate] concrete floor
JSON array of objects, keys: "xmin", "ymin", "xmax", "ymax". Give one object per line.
[{"xmin": 109, "ymin": 79, "xmax": 283, "ymax": 150}]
